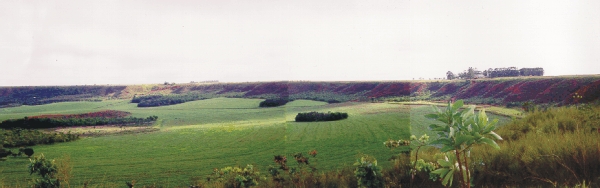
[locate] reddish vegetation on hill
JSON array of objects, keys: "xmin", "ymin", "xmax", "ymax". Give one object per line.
[
  {"xmin": 482, "ymin": 81, "xmax": 514, "ymax": 98},
  {"xmin": 1, "ymin": 76, "xmax": 599, "ymax": 106},
  {"xmin": 366, "ymin": 83, "xmax": 411, "ymax": 98},
  {"xmin": 503, "ymin": 79, "xmax": 556, "ymax": 102},
  {"xmin": 566, "ymin": 80, "xmax": 600, "ymax": 104},
  {"xmin": 244, "ymin": 82, "xmax": 289, "ymax": 97},
  {"xmin": 28, "ymin": 110, "xmax": 131, "ymax": 119},
  {"xmin": 334, "ymin": 83, "xmax": 378, "ymax": 94},
  {"xmin": 431, "ymin": 83, "xmax": 461, "ymax": 97}
]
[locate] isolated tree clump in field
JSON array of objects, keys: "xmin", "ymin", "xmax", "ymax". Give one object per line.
[
  {"xmin": 259, "ymin": 99, "xmax": 292, "ymax": 107},
  {"xmin": 295, "ymin": 111, "xmax": 348, "ymax": 122}
]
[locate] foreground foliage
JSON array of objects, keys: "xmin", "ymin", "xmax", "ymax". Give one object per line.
[
  {"xmin": 426, "ymin": 100, "xmax": 503, "ymax": 187},
  {"xmin": 471, "ymin": 104, "xmax": 600, "ymax": 187},
  {"xmin": 28, "ymin": 154, "xmax": 60, "ymax": 188}
]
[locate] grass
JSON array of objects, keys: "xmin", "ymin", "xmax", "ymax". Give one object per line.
[
  {"xmin": 469, "ymin": 105, "xmax": 600, "ymax": 187},
  {"xmin": 0, "ymin": 98, "xmax": 419, "ymax": 187},
  {"xmin": 284, "ymin": 100, "xmax": 328, "ymax": 107}
]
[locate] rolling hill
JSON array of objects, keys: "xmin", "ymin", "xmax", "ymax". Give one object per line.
[{"xmin": 2, "ymin": 75, "xmax": 599, "ymax": 107}]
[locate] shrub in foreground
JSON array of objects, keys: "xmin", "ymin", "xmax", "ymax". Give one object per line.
[
  {"xmin": 28, "ymin": 154, "xmax": 60, "ymax": 188},
  {"xmin": 295, "ymin": 111, "xmax": 348, "ymax": 122}
]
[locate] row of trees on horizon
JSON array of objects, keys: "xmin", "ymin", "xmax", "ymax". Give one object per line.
[{"xmin": 447, "ymin": 67, "xmax": 544, "ymax": 80}]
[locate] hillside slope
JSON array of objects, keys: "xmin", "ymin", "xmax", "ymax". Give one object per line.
[{"xmin": 1, "ymin": 76, "xmax": 599, "ymax": 107}]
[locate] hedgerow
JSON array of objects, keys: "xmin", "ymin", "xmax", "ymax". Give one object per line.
[
  {"xmin": 132, "ymin": 94, "xmax": 209, "ymax": 107},
  {"xmin": 0, "ymin": 116, "xmax": 158, "ymax": 129},
  {"xmin": 1, "ymin": 128, "xmax": 79, "ymax": 147}
]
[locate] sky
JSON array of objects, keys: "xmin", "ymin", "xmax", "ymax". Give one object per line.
[{"xmin": 1, "ymin": 0, "xmax": 599, "ymax": 86}]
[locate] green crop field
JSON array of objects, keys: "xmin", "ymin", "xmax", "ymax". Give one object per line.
[{"xmin": 0, "ymin": 98, "xmax": 512, "ymax": 187}]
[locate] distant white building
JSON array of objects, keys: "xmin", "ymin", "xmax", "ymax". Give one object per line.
[{"xmin": 474, "ymin": 70, "xmax": 485, "ymax": 79}]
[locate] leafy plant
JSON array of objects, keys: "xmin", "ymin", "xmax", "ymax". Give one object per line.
[
  {"xmin": 354, "ymin": 155, "xmax": 383, "ymax": 188},
  {"xmin": 426, "ymin": 100, "xmax": 502, "ymax": 188},
  {"xmin": 268, "ymin": 150, "xmax": 320, "ymax": 187},
  {"xmin": 385, "ymin": 134, "xmax": 432, "ymax": 185},
  {"xmin": 209, "ymin": 165, "xmax": 260, "ymax": 188},
  {"xmin": 28, "ymin": 154, "xmax": 60, "ymax": 188}
]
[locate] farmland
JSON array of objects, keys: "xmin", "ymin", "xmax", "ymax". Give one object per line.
[
  {"xmin": 1, "ymin": 77, "xmax": 599, "ymax": 187},
  {"xmin": 0, "ymin": 98, "xmax": 516, "ymax": 187}
]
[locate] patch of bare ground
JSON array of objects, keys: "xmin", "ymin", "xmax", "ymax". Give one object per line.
[{"xmin": 51, "ymin": 125, "xmax": 159, "ymax": 137}]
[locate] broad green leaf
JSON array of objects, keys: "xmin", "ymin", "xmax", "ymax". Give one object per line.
[
  {"xmin": 460, "ymin": 107, "xmax": 474, "ymax": 120},
  {"xmin": 429, "ymin": 124, "xmax": 441, "ymax": 129},
  {"xmin": 455, "ymin": 135, "xmax": 474, "ymax": 147},
  {"xmin": 425, "ymin": 114, "xmax": 439, "ymax": 119},
  {"xmin": 466, "ymin": 139, "xmax": 475, "ymax": 146},
  {"xmin": 441, "ymin": 169, "xmax": 454, "ymax": 186},
  {"xmin": 490, "ymin": 118, "xmax": 498, "ymax": 125},
  {"xmin": 453, "ymin": 112, "xmax": 463, "ymax": 121},
  {"xmin": 452, "ymin": 100, "xmax": 463, "ymax": 112},
  {"xmin": 429, "ymin": 124, "xmax": 448, "ymax": 131},
  {"xmin": 479, "ymin": 137, "xmax": 500, "ymax": 149},
  {"xmin": 482, "ymin": 124, "xmax": 496, "ymax": 133},
  {"xmin": 487, "ymin": 131, "xmax": 503, "ymax": 140},
  {"xmin": 449, "ymin": 127, "xmax": 455, "ymax": 137},
  {"xmin": 467, "ymin": 124, "xmax": 474, "ymax": 132},
  {"xmin": 478, "ymin": 109, "xmax": 488, "ymax": 126},
  {"xmin": 430, "ymin": 168, "xmax": 449, "ymax": 176},
  {"xmin": 440, "ymin": 145, "xmax": 454, "ymax": 152},
  {"xmin": 437, "ymin": 159, "xmax": 452, "ymax": 167}
]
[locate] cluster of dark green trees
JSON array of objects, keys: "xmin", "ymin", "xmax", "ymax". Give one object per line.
[
  {"xmin": 259, "ymin": 99, "xmax": 292, "ymax": 107},
  {"xmin": 295, "ymin": 111, "xmax": 349, "ymax": 122},
  {"xmin": 0, "ymin": 116, "xmax": 158, "ymax": 129},
  {"xmin": 1, "ymin": 129, "xmax": 79, "ymax": 147},
  {"xmin": 518, "ymin": 67, "xmax": 545, "ymax": 77},
  {"xmin": 486, "ymin": 67, "xmax": 544, "ymax": 78},
  {"xmin": 132, "ymin": 94, "xmax": 208, "ymax": 107}
]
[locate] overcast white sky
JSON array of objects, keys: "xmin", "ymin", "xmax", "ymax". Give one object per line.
[{"xmin": 1, "ymin": 0, "xmax": 599, "ymax": 86}]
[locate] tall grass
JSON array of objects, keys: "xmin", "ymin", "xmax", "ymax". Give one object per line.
[{"xmin": 470, "ymin": 105, "xmax": 600, "ymax": 187}]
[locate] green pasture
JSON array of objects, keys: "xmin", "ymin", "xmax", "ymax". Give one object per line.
[{"xmin": 0, "ymin": 98, "xmax": 511, "ymax": 187}]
